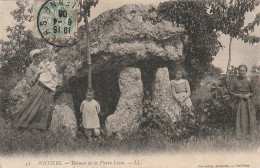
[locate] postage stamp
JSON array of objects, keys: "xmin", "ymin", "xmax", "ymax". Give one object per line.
[{"xmin": 35, "ymin": 0, "xmax": 79, "ymax": 47}]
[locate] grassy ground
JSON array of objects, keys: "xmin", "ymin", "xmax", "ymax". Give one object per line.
[{"xmin": 1, "ymin": 116, "xmax": 260, "ymax": 156}]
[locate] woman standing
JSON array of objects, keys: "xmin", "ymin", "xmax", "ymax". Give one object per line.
[
  {"xmin": 229, "ymin": 64, "xmax": 257, "ymax": 137},
  {"xmin": 14, "ymin": 49, "xmax": 55, "ymax": 130}
]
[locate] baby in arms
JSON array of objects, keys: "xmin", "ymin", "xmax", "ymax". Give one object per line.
[{"xmin": 38, "ymin": 58, "xmax": 59, "ymax": 92}]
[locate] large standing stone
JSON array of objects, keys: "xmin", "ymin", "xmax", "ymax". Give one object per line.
[
  {"xmin": 51, "ymin": 92, "xmax": 77, "ymax": 138},
  {"xmin": 152, "ymin": 68, "xmax": 180, "ymax": 122},
  {"xmin": 105, "ymin": 67, "xmax": 143, "ymax": 136},
  {"xmin": 6, "ymin": 78, "xmax": 30, "ymax": 116}
]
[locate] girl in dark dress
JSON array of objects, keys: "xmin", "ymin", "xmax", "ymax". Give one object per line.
[
  {"xmin": 229, "ymin": 64, "xmax": 257, "ymax": 137},
  {"xmin": 14, "ymin": 49, "xmax": 54, "ymax": 130}
]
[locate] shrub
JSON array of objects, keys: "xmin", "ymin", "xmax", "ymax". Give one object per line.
[
  {"xmin": 138, "ymin": 66, "xmax": 238, "ymax": 142},
  {"xmin": 140, "ymin": 98, "xmax": 212, "ymax": 142},
  {"xmin": 0, "ymin": 73, "xmax": 24, "ymax": 117},
  {"xmin": 195, "ymin": 69, "xmax": 236, "ymax": 131}
]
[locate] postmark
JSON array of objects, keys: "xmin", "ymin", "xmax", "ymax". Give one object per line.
[{"xmin": 37, "ymin": 0, "xmax": 82, "ymax": 47}]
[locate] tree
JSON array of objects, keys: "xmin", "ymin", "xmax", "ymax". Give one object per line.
[
  {"xmin": 0, "ymin": 0, "xmax": 46, "ymax": 81},
  {"xmin": 158, "ymin": 0, "xmax": 222, "ymax": 89},
  {"xmin": 209, "ymin": 0, "xmax": 260, "ymax": 73},
  {"xmin": 0, "ymin": 1, "xmax": 43, "ymax": 78},
  {"xmin": 77, "ymin": 0, "xmax": 99, "ymax": 90},
  {"xmin": 158, "ymin": 0, "xmax": 260, "ymax": 86}
]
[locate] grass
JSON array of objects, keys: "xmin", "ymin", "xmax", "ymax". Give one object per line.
[{"xmin": 1, "ymin": 116, "xmax": 260, "ymax": 156}]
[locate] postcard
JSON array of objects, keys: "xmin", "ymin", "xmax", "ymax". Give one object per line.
[{"xmin": 0, "ymin": 0, "xmax": 260, "ymax": 168}]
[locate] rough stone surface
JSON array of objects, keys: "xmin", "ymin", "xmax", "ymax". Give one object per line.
[
  {"xmin": 55, "ymin": 4, "xmax": 184, "ymax": 85},
  {"xmin": 51, "ymin": 93, "xmax": 77, "ymax": 137},
  {"xmin": 152, "ymin": 68, "xmax": 180, "ymax": 122},
  {"xmin": 6, "ymin": 78, "xmax": 30, "ymax": 116},
  {"xmin": 105, "ymin": 67, "xmax": 143, "ymax": 136}
]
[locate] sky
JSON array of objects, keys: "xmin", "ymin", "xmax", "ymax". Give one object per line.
[{"xmin": 0, "ymin": 0, "xmax": 259, "ymax": 73}]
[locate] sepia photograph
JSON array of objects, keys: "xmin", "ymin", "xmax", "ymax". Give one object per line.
[{"xmin": 0, "ymin": 0, "xmax": 260, "ymax": 167}]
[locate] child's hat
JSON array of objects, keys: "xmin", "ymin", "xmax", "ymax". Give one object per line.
[{"xmin": 30, "ymin": 49, "xmax": 42, "ymax": 58}]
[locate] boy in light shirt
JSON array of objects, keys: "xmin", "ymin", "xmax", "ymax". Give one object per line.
[{"xmin": 80, "ymin": 89, "xmax": 101, "ymax": 142}]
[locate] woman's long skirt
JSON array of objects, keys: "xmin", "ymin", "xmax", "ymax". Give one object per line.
[
  {"xmin": 233, "ymin": 98, "xmax": 257, "ymax": 137},
  {"xmin": 14, "ymin": 82, "xmax": 54, "ymax": 130}
]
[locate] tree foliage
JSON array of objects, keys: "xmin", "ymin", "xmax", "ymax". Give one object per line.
[
  {"xmin": 141, "ymin": 97, "xmax": 211, "ymax": 141},
  {"xmin": 209, "ymin": 0, "xmax": 260, "ymax": 71},
  {"xmin": 158, "ymin": 0, "xmax": 260, "ymax": 86},
  {"xmin": 210, "ymin": 0, "xmax": 260, "ymax": 44},
  {"xmin": 158, "ymin": 1, "xmax": 222, "ymax": 87},
  {"xmin": 78, "ymin": 0, "xmax": 99, "ymax": 20},
  {"xmin": 0, "ymin": 0, "xmax": 46, "ymax": 81}
]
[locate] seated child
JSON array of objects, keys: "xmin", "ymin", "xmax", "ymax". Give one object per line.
[{"xmin": 80, "ymin": 89, "xmax": 101, "ymax": 141}]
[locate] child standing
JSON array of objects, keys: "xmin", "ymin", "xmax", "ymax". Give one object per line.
[
  {"xmin": 171, "ymin": 68, "xmax": 192, "ymax": 120},
  {"xmin": 80, "ymin": 89, "xmax": 101, "ymax": 141}
]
